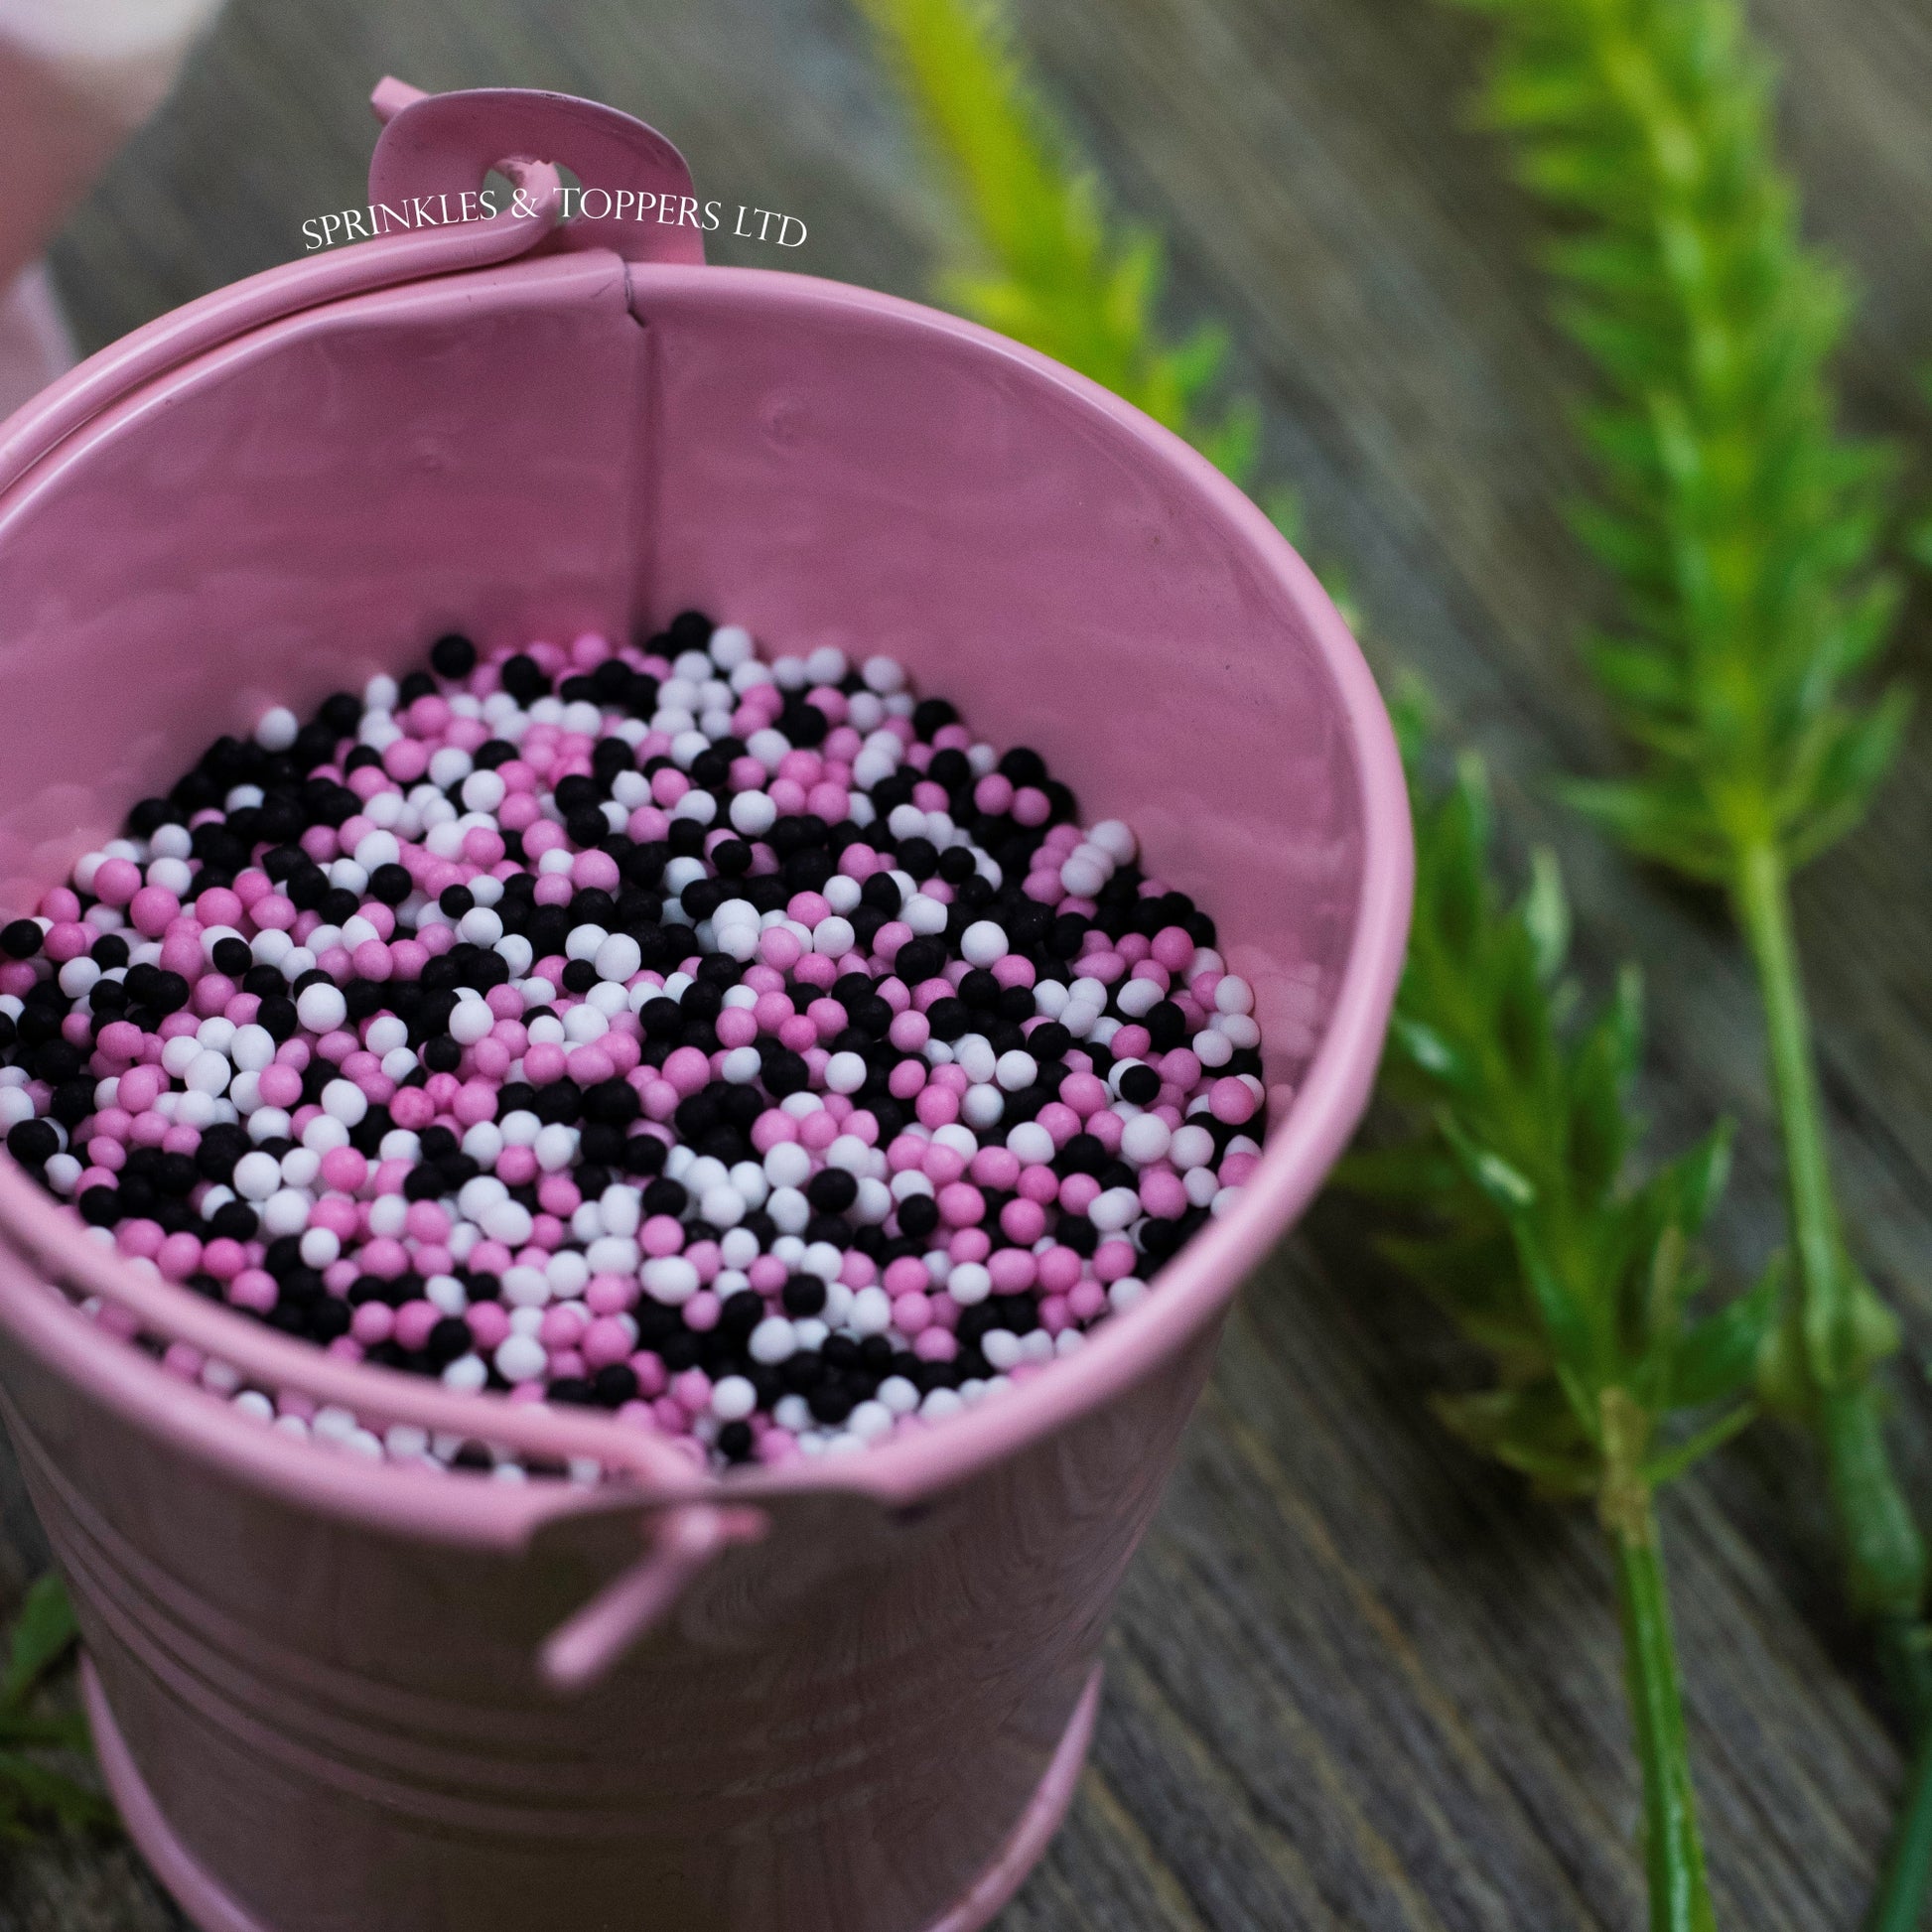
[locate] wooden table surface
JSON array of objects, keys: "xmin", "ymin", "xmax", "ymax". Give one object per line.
[{"xmin": 8, "ymin": 0, "xmax": 1932, "ymax": 1925}]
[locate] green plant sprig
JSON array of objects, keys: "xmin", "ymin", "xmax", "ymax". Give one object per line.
[
  {"xmin": 848, "ymin": 0, "xmax": 1316, "ymax": 551},
  {"xmin": 1447, "ymin": 0, "xmax": 1932, "ymax": 1888},
  {"xmin": 1344, "ymin": 698, "xmax": 1770, "ymax": 1932},
  {"xmin": 0, "ymin": 1572, "xmax": 110, "ymax": 1841}
]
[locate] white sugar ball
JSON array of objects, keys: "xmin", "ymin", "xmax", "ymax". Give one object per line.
[
  {"xmin": 1215, "ymin": 974, "xmax": 1255, "ymax": 1016},
  {"xmin": 229, "ymin": 1024, "xmax": 276, "ymax": 1073},
  {"xmin": 813, "ymin": 915, "xmax": 855, "ymax": 958},
  {"xmin": 642, "ymin": 1257, "xmax": 700, "ymax": 1305},
  {"xmin": 749, "ymin": 1316, "xmax": 796, "ymax": 1364},
  {"xmin": 354, "ymin": 829, "xmax": 401, "ymax": 873},
  {"xmin": 253, "ymin": 706, "xmax": 299, "ymax": 752},
  {"xmin": 709, "ymin": 623, "xmax": 756, "ymax": 669},
  {"xmin": 321, "ymin": 1079, "xmax": 367, "ymax": 1126},
  {"xmin": 1120, "ymin": 1114, "xmax": 1173, "ymax": 1166},
  {"xmin": 233, "ymin": 1151, "xmax": 282, "ymax": 1201},
  {"xmin": 450, "ymin": 999, "xmax": 494, "ymax": 1045},
  {"xmin": 461, "ymin": 769, "xmax": 506, "ymax": 813},
  {"xmin": 482, "ymin": 1198, "xmax": 534, "ymax": 1246},
  {"xmin": 947, "ymin": 1262, "xmax": 991, "ymax": 1307},
  {"xmin": 711, "ymin": 1375, "xmax": 758, "ymax": 1422},
  {"xmin": 994, "ymin": 1049, "xmax": 1036, "ymax": 1092},
  {"xmin": 184, "ymin": 1049, "xmax": 231, "ymax": 1096},
  {"xmin": 1060, "ymin": 855, "xmax": 1108, "ymax": 898},
  {"xmin": 960, "ymin": 921, "xmax": 1007, "ymax": 967},
  {"xmin": 296, "ymin": 983, "xmax": 347, "ymax": 1035},
  {"xmin": 596, "ymin": 932, "xmax": 641, "ymax": 982},
  {"xmin": 494, "ymin": 1334, "xmax": 548, "ymax": 1384},
  {"xmin": 1088, "ymin": 819, "xmax": 1138, "ymax": 863},
  {"xmin": 824, "ymin": 1051, "xmax": 868, "ymax": 1095}
]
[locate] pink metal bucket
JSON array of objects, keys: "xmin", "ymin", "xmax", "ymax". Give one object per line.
[{"xmin": 0, "ymin": 82, "xmax": 1410, "ymax": 1932}]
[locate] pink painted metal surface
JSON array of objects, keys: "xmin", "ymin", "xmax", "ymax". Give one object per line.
[{"xmin": 0, "ymin": 83, "xmax": 1410, "ymax": 1932}]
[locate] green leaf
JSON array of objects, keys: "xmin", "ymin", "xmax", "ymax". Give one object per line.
[
  {"xmin": 2, "ymin": 1575, "xmax": 77, "ymax": 1712},
  {"xmin": 1669, "ymin": 1261, "xmax": 1778, "ymax": 1409}
]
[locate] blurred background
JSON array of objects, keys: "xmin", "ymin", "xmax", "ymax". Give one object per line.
[{"xmin": 7, "ymin": 0, "xmax": 1932, "ymax": 1926}]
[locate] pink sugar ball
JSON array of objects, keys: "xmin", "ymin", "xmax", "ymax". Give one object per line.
[
  {"xmin": 127, "ymin": 885, "xmax": 179, "ymax": 934},
  {"xmin": 40, "ymin": 886, "xmax": 80, "ymax": 922},
  {"xmin": 496, "ymin": 1145, "xmax": 538, "ymax": 1185},
  {"xmin": 988, "ymin": 1248, "xmax": 1036, "ymax": 1292},
  {"xmin": 1037, "ymin": 1247, "xmax": 1083, "ymax": 1296},
  {"xmin": 970, "ymin": 1147, "xmax": 1020, "ymax": 1191},
  {"xmin": 454, "ymin": 1079, "xmax": 499, "ymax": 1126},
  {"xmin": 1059, "ymin": 1173, "xmax": 1100, "ymax": 1215},
  {"xmin": 1209, "ymin": 1076, "xmax": 1258, "ymax": 1125},
  {"xmin": 359, "ymin": 1237, "xmax": 409, "ymax": 1280},
  {"xmin": 913, "ymin": 1328, "xmax": 958, "ymax": 1362},
  {"xmin": 117, "ymin": 1064, "xmax": 163, "ymax": 1114},
  {"xmin": 350, "ymin": 1302, "xmax": 396, "ymax": 1345},
  {"xmin": 893, "ymin": 1292, "xmax": 934, "ymax": 1335},
  {"xmin": 583, "ymin": 1317, "xmax": 633, "ymax": 1369},
  {"xmin": 383, "ymin": 738, "xmax": 430, "ymax": 783},
  {"xmin": 195, "ymin": 887, "xmax": 243, "ymax": 929},
  {"xmin": 572, "ymin": 849, "xmax": 621, "ymax": 891},
  {"xmin": 915, "ymin": 1085, "xmax": 958, "ymax": 1129},
  {"xmin": 350, "ymin": 939, "xmax": 392, "ymax": 981},
  {"xmin": 96, "ymin": 1020, "xmax": 143, "ymax": 1062},
  {"xmin": 91, "ymin": 858, "xmax": 142, "ymax": 906},
  {"xmin": 661, "ymin": 1045, "xmax": 710, "ymax": 1096},
  {"xmin": 156, "ymin": 1232, "xmax": 203, "ymax": 1281},
  {"xmin": 1067, "ymin": 1280, "xmax": 1108, "ymax": 1321},
  {"xmin": 256, "ymin": 1063, "xmax": 303, "ymax": 1110},
  {"xmin": 1012, "ymin": 786, "xmax": 1051, "ymax": 826},
  {"xmin": 1000, "ymin": 1197, "xmax": 1047, "ymax": 1246},
  {"xmin": 467, "ymin": 1302, "xmax": 511, "ymax": 1351},
  {"xmin": 1094, "ymin": 1240, "xmax": 1137, "ymax": 1283},
  {"xmin": 938, "ymin": 1182, "xmax": 985, "ymax": 1228},
  {"xmin": 759, "ymin": 926, "xmax": 804, "ymax": 971},
  {"xmin": 390, "ymin": 1300, "xmax": 440, "ymax": 1352},
  {"xmin": 200, "ymin": 1238, "xmax": 245, "ymax": 1281},
  {"xmin": 974, "ymin": 773, "xmax": 1015, "ymax": 815},
  {"xmin": 716, "ymin": 1007, "xmax": 758, "ymax": 1049},
  {"xmin": 521, "ymin": 1040, "xmax": 567, "ymax": 1086},
  {"xmin": 1140, "ymin": 1171, "xmax": 1188, "ymax": 1220},
  {"xmin": 389, "ymin": 1085, "xmax": 435, "ymax": 1131},
  {"xmin": 565, "ymin": 1044, "xmax": 616, "ymax": 1086},
  {"xmin": 221, "ymin": 1271, "xmax": 277, "ymax": 1316},
  {"xmin": 43, "ymin": 922, "xmax": 89, "ymax": 962},
  {"xmin": 404, "ymin": 1200, "xmax": 450, "ymax": 1244}
]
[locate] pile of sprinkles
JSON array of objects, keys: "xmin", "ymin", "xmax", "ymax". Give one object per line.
[{"xmin": 0, "ymin": 615, "xmax": 1268, "ymax": 1474}]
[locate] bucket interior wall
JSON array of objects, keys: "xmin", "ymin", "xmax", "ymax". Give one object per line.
[{"xmin": 0, "ymin": 249, "xmax": 1364, "ymax": 1088}]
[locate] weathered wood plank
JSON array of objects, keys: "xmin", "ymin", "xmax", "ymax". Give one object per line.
[{"xmin": 7, "ymin": 0, "xmax": 1932, "ymax": 1925}]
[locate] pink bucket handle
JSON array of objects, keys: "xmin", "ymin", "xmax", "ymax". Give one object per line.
[
  {"xmin": 367, "ymin": 79, "xmax": 708, "ymax": 267},
  {"xmin": 537, "ymin": 1502, "xmax": 767, "ymax": 1692}
]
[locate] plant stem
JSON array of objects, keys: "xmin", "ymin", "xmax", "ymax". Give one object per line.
[
  {"xmin": 1603, "ymin": 1430, "xmax": 1718, "ymax": 1932},
  {"xmin": 1870, "ymin": 1716, "xmax": 1932, "ymax": 1932},
  {"xmin": 1732, "ymin": 843, "xmax": 1930, "ymax": 1642}
]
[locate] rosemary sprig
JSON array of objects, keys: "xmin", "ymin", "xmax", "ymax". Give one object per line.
[
  {"xmin": 1345, "ymin": 699, "xmax": 1768, "ymax": 1932},
  {"xmin": 1443, "ymin": 1, "xmax": 1932, "ymax": 1914},
  {"xmin": 0, "ymin": 1571, "xmax": 110, "ymax": 1840}
]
